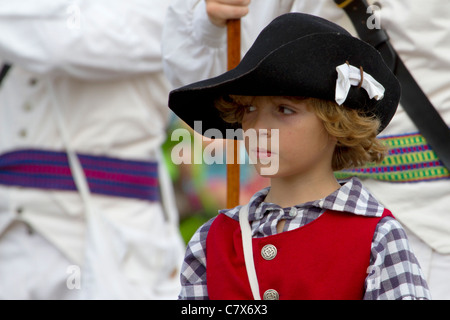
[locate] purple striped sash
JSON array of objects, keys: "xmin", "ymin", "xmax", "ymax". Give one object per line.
[{"xmin": 0, "ymin": 149, "xmax": 160, "ymax": 201}]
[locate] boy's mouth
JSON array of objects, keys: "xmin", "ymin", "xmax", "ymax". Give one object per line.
[{"xmin": 251, "ymin": 148, "xmax": 275, "ymax": 159}]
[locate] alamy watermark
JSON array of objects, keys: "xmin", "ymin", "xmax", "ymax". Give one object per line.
[
  {"xmin": 170, "ymin": 121, "xmax": 280, "ymax": 175},
  {"xmin": 367, "ymin": 4, "xmax": 382, "ymax": 30},
  {"xmin": 66, "ymin": 265, "xmax": 81, "ymax": 290}
]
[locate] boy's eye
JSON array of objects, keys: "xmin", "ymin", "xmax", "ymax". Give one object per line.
[
  {"xmin": 244, "ymin": 105, "xmax": 256, "ymax": 113},
  {"xmin": 278, "ymin": 105, "xmax": 295, "ymax": 115}
]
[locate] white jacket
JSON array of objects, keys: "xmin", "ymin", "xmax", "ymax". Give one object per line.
[
  {"xmin": 0, "ymin": 0, "xmax": 184, "ymax": 299},
  {"xmin": 162, "ymin": 0, "xmax": 450, "ymax": 253}
]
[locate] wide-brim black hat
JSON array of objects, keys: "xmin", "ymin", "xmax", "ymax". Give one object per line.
[{"xmin": 168, "ymin": 13, "xmax": 400, "ymax": 137}]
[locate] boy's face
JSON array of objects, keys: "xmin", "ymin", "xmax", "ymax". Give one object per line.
[{"xmin": 240, "ymin": 96, "xmax": 336, "ymax": 179}]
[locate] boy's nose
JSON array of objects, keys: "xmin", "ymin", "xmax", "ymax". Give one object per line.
[{"xmin": 252, "ymin": 111, "xmax": 274, "ymax": 134}]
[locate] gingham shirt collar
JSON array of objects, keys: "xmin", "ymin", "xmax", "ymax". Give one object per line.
[{"xmin": 220, "ymin": 177, "xmax": 385, "ymax": 222}]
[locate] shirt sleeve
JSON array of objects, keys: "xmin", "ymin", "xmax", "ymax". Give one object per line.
[
  {"xmin": 161, "ymin": 0, "xmax": 228, "ymax": 89},
  {"xmin": 0, "ymin": 0, "xmax": 168, "ymax": 79},
  {"xmin": 161, "ymin": 0, "xmax": 297, "ymax": 89},
  {"xmin": 364, "ymin": 216, "xmax": 432, "ymax": 300},
  {"xmin": 179, "ymin": 216, "xmax": 216, "ymax": 300}
]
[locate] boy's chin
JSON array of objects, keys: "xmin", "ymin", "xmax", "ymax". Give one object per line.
[{"xmin": 253, "ymin": 163, "xmax": 280, "ymax": 177}]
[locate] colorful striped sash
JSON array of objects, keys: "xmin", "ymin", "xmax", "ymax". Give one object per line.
[
  {"xmin": 335, "ymin": 132, "xmax": 450, "ymax": 183},
  {"xmin": 0, "ymin": 149, "xmax": 160, "ymax": 201}
]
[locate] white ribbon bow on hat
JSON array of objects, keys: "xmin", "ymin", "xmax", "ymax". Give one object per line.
[{"xmin": 335, "ymin": 62, "xmax": 385, "ymax": 105}]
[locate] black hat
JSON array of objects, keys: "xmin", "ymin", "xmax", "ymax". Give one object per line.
[{"xmin": 168, "ymin": 13, "xmax": 400, "ymax": 137}]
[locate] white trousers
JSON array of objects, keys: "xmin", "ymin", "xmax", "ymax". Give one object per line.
[
  {"xmin": 405, "ymin": 227, "xmax": 450, "ymax": 300},
  {"xmin": 0, "ymin": 220, "xmax": 183, "ymax": 300},
  {"xmin": 0, "ymin": 221, "xmax": 81, "ymax": 300}
]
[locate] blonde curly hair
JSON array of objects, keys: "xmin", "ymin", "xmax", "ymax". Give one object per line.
[{"xmin": 214, "ymin": 95, "xmax": 387, "ymax": 171}]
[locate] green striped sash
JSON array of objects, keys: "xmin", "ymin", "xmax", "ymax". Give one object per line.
[{"xmin": 335, "ymin": 132, "xmax": 450, "ymax": 182}]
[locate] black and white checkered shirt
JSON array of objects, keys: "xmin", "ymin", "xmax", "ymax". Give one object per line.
[{"xmin": 179, "ymin": 178, "xmax": 431, "ymax": 300}]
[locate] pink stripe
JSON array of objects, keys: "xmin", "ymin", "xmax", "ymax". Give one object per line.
[
  {"xmin": 79, "ymin": 157, "xmax": 157, "ymax": 173},
  {"xmin": 7, "ymin": 165, "xmax": 158, "ymax": 186},
  {"xmin": 4, "ymin": 151, "xmax": 156, "ymax": 173},
  {"xmin": 355, "ymin": 160, "xmax": 442, "ymax": 174},
  {"xmin": 83, "ymin": 169, "xmax": 158, "ymax": 186},
  {"xmin": 8, "ymin": 165, "xmax": 72, "ymax": 175}
]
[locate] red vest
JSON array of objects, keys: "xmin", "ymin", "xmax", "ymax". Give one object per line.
[{"xmin": 206, "ymin": 209, "xmax": 393, "ymax": 300}]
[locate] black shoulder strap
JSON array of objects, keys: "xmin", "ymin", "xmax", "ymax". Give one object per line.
[
  {"xmin": 0, "ymin": 63, "xmax": 12, "ymax": 86},
  {"xmin": 334, "ymin": 0, "xmax": 450, "ymax": 170}
]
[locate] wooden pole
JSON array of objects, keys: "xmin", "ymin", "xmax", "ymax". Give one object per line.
[{"xmin": 226, "ymin": 19, "xmax": 241, "ymax": 208}]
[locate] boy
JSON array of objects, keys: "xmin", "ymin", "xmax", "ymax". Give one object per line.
[{"xmin": 168, "ymin": 13, "xmax": 430, "ymax": 299}]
